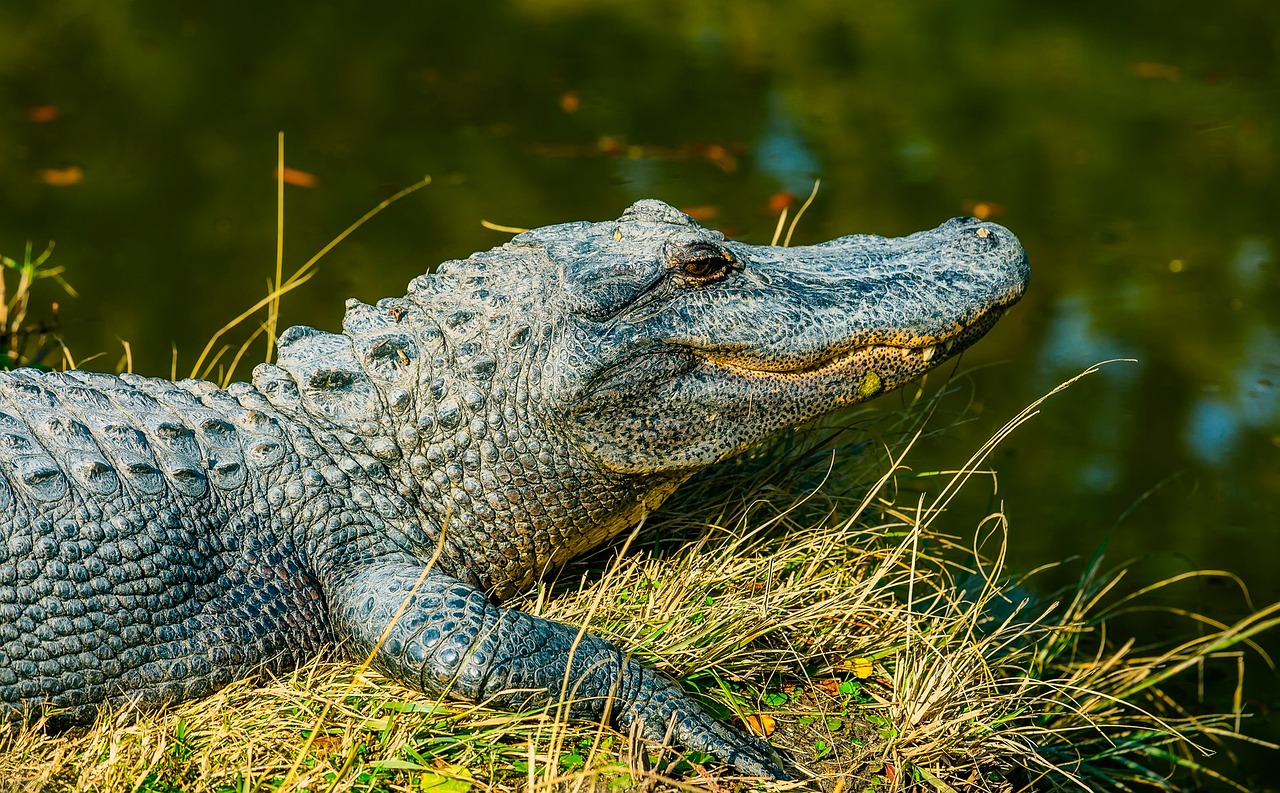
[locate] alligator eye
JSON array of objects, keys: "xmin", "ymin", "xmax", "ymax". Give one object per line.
[{"xmin": 674, "ymin": 244, "xmax": 735, "ymax": 283}]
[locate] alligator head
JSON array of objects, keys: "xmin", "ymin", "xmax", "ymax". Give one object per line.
[
  {"xmin": 255, "ymin": 199, "xmax": 1027, "ymax": 591},
  {"xmin": 529, "ymin": 200, "xmax": 1028, "ymax": 473}
]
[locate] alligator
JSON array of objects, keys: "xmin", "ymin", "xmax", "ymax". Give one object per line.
[{"xmin": 0, "ymin": 200, "xmax": 1028, "ymax": 778}]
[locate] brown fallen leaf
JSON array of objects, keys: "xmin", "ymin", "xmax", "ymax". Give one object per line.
[
  {"xmin": 815, "ymin": 678, "xmax": 842, "ymax": 696},
  {"xmin": 744, "ymin": 713, "xmax": 777, "ymax": 737}
]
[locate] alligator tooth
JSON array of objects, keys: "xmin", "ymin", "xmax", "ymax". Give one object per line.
[
  {"xmin": 944, "ymin": 340, "xmax": 955, "ymax": 352},
  {"xmin": 921, "ymin": 345, "xmax": 936, "ymax": 362}
]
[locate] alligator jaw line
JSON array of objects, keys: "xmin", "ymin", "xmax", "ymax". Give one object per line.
[
  {"xmin": 696, "ymin": 306, "xmax": 1004, "ymax": 377},
  {"xmin": 699, "ymin": 334, "xmax": 963, "ymax": 376}
]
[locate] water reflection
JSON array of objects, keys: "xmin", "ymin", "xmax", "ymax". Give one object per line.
[
  {"xmin": 756, "ymin": 92, "xmax": 821, "ymax": 196},
  {"xmin": 1232, "ymin": 236, "xmax": 1271, "ymax": 290},
  {"xmin": 1191, "ymin": 324, "xmax": 1280, "ymax": 467},
  {"xmin": 1036, "ymin": 296, "xmax": 1143, "ymax": 493}
]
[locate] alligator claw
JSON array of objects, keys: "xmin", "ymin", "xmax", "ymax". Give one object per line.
[{"xmin": 621, "ymin": 672, "xmax": 789, "ymax": 780}]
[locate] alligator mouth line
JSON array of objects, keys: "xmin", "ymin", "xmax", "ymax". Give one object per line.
[{"xmin": 694, "ymin": 307, "xmax": 1006, "ymax": 378}]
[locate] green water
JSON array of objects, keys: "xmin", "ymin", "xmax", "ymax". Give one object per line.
[{"xmin": 2, "ymin": 1, "xmax": 1278, "ymax": 782}]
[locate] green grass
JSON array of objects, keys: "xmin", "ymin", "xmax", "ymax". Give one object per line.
[{"xmin": 0, "ymin": 239, "xmax": 76, "ymax": 370}]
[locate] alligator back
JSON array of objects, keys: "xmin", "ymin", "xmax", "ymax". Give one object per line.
[{"xmin": 0, "ymin": 369, "xmax": 329, "ymax": 721}]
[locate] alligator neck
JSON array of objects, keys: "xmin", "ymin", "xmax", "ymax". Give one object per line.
[{"xmin": 250, "ymin": 316, "xmax": 676, "ymax": 599}]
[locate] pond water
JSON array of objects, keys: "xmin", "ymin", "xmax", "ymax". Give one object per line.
[{"xmin": 2, "ymin": 0, "xmax": 1277, "ymax": 782}]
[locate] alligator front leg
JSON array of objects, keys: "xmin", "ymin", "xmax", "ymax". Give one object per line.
[{"xmin": 328, "ymin": 561, "xmax": 785, "ymax": 779}]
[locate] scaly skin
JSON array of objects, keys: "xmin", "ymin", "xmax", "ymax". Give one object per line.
[{"xmin": 0, "ymin": 200, "xmax": 1028, "ymax": 778}]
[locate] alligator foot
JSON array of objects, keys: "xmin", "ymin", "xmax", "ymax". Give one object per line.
[{"xmin": 329, "ymin": 561, "xmax": 787, "ymax": 779}]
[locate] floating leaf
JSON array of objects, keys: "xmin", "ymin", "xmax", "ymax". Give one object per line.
[
  {"xmin": 26, "ymin": 105, "xmax": 60, "ymax": 123},
  {"xmin": 273, "ymin": 166, "xmax": 319, "ymax": 188},
  {"xmin": 38, "ymin": 166, "xmax": 84, "ymax": 186}
]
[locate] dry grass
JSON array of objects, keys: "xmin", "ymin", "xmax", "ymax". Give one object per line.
[
  {"xmin": 185, "ymin": 136, "xmax": 431, "ymax": 386},
  {"xmin": 1, "ymin": 365, "xmax": 1274, "ymax": 792},
  {"xmin": 0, "ymin": 240, "xmax": 77, "ymax": 370}
]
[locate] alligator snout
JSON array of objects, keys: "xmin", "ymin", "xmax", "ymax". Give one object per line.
[{"xmin": 928, "ymin": 217, "xmax": 1031, "ymax": 309}]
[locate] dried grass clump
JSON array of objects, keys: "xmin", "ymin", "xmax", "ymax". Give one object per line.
[{"xmin": 1, "ymin": 370, "xmax": 1274, "ymax": 793}]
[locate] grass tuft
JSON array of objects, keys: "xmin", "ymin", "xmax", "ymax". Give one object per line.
[
  {"xmin": 0, "ymin": 240, "xmax": 76, "ymax": 371},
  {"xmin": 187, "ymin": 166, "xmax": 432, "ymax": 386}
]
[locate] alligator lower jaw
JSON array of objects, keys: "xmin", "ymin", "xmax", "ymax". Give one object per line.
[
  {"xmin": 696, "ymin": 308, "xmax": 1005, "ymax": 385},
  {"xmin": 696, "ymin": 344, "xmax": 932, "ymax": 395}
]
